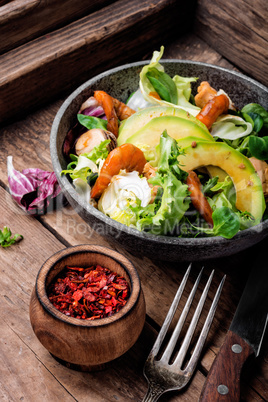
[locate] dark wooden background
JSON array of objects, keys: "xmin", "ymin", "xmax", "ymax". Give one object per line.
[{"xmin": 0, "ymin": 0, "xmax": 267, "ymax": 125}]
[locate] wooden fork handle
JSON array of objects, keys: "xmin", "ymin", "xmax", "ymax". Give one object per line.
[{"xmin": 199, "ymin": 330, "xmax": 254, "ymax": 401}]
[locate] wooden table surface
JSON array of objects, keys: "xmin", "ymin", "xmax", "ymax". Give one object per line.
[{"xmin": 0, "ymin": 34, "xmax": 267, "ymax": 401}]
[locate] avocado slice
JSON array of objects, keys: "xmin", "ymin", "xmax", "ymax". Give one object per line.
[
  {"xmin": 176, "ymin": 137, "xmax": 227, "ymax": 181},
  {"xmin": 178, "ymin": 141, "xmax": 265, "ymax": 222},
  {"xmin": 117, "ymin": 106, "xmax": 208, "ymax": 146},
  {"xmin": 176, "ymin": 136, "xmax": 210, "ymax": 148},
  {"xmin": 125, "ymin": 116, "xmax": 213, "ymax": 148}
]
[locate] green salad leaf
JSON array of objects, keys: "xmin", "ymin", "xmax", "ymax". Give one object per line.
[
  {"xmin": 135, "ymin": 131, "xmax": 190, "ymax": 235},
  {"xmin": 241, "ymin": 103, "xmax": 268, "ymax": 131},
  {"xmin": 139, "ymin": 46, "xmax": 200, "ymax": 116},
  {"xmin": 248, "ymin": 136, "xmax": 268, "ymax": 160},
  {"xmin": 191, "ymin": 206, "xmax": 240, "ymax": 239},
  {"xmin": 77, "ymin": 114, "xmax": 108, "ymax": 130},
  {"xmin": 146, "ymin": 67, "xmax": 178, "ymax": 104},
  {"xmin": 83, "ymin": 139, "xmax": 110, "ymax": 163},
  {"xmin": 61, "ymin": 140, "xmax": 110, "ymax": 182},
  {"xmin": 0, "ymin": 226, "xmax": 23, "ymax": 248}
]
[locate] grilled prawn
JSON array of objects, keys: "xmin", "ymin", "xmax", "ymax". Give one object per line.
[{"xmin": 91, "ymin": 143, "xmax": 147, "ymax": 199}]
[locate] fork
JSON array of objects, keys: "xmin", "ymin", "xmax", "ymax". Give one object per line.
[{"xmin": 142, "ymin": 263, "xmax": 225, "ymax": 402}]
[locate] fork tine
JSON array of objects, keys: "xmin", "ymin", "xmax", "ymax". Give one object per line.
[
  {"xmin": 174, "ymin": 269, "xmax": 215, "ymax": 367},
  {"xmin": 160, "ymin": 266, "xmax": 204, "ymax": 363},
  {"xmin": 185, "ymin": 274, "xmax": 226, "ymax": 374},
  {"xmin": 150, "ymin": 263, "xmax": 192, "ymax": 357}
]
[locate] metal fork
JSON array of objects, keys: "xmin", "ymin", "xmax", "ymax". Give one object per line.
[{"xmin": 142, "ymin": 263, "xmax": 225, "ymax": 402}]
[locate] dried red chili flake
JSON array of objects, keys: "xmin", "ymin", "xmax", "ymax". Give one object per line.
[{"xmin": 47, "ymin": 264, "xmax": 130, "ymax": 320}]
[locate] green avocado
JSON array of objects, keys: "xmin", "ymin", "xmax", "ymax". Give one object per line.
[
  {"xmin": 125, "ymin": 116, "xmax": 213, "ymax": 148},
  {"xmin": 176, "ymin": 136, "xmax": 210, "ymax": 148},
  {"xmin": 117, "ymin": 106, "xmax": 208, "ymax": 146},
  {"xmin": 176, "ymin": 137, "xmax": 227, "ymax": 181},
  {"xmin": 178, "ymin": 141, "xmax": 265, "ymax": 222}
]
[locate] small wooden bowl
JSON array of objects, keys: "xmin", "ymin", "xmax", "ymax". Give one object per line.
[{"xmin": 29, "ymin": 244, "xmax": 146, "ymax": 371}]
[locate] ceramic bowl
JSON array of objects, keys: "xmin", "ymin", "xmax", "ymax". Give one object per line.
[
  {"xmin": 29, "ymin": 244, "xmax": 146, "ymax": 370},
  {"xmin": 50, "ymin": 60, "xmax": 268, "ymax": 261}
]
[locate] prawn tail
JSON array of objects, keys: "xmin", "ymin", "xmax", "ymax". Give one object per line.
[
  {"xmin": 196, "ymin": 93, "xmax": 229, "ymax": 130},
  {"xmin": 112, "ymin": 97, "xmax": 136, "ymax": 120},
  {"xmin": 94, "ymin": 90, "xmax": 119, "ymax": 137}
]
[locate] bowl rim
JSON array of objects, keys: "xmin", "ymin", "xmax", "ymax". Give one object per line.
[
  {"xmin": 50, "ymin": 60, "xmax": 268, "ymax": 249},
  {"xmin": 35, "ymin": 244, "xmax": 142, "ymax": 327}
]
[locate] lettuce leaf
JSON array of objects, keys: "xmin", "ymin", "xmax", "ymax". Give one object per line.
[
  {"xmin": 135, "ymin": 131, "xmax": 190, "ymax": 235},
  {"xmin": 139, "ymin": 46, "xmax": 200, "ymax": 116},
  {"xmin": 241, "ymin": 103, "xmax": 268, "ymax": 131},
  {"xmin": 61, "ymin": 140, "xmax": 110, "ymax": 182},
  {"xmin": 211, "ymin": 114, "xmax": 253, "ymax": 140}
]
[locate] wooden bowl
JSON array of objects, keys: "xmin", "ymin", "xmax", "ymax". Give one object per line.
[{"xmin": 29, "ymin": 244, "xmax": 146, "ymax": 371}]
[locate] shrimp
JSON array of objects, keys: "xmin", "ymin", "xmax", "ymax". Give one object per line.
[
  {"xmin": 196, "ymin": 93, "xmax": 229, "ymax": 130},
  {"xmin": 112, "ymin": 97, "xmax": 135, "ymax": 120},
  {"xmin": 94, "ymin": 91, "xmax": 119, "ymax": 137},
  {"xmin": 186, "ymin": 170, "xmax": 214, "ymax": 227},
  {"xmin": 94, "ymin": 91, "xmax": 135, "ymax": 137},
  {"xmin": 91, "ymin": 143, "xmax": 147, "ymax": 199},
  {"xmin": 194, "ymin": 81, "xmax": 217, "ymax": 109}
]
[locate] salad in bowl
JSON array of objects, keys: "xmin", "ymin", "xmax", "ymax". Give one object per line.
[{"xmin": 59, "ymin": 47, "xmax": 268, "ymax": 244}]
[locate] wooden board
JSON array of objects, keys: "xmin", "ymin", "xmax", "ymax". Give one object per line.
[
  {"xmin": 0, "ymin": 0, "xmax": 116, "ymax": 54},
  {"xmin": 194, "ymin": 0, "xmax": 268, "ymax": 86},
  {"xmin": 0, "ymin": 0, "xmax": 196, "ymax": 125}
]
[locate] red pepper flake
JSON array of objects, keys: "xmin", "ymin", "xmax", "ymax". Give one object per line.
[
  {"xmin": 191, "ymin": 141, "xmax": 197, "ymax": 148},
  {"xmin": 47, "ymin": 265, "xmax": 130, "ymax": 320}
]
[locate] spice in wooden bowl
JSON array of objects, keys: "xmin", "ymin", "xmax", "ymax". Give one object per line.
[{"xmin": 29, "ymin": 244, "xmax": 146, "ymax": 371}]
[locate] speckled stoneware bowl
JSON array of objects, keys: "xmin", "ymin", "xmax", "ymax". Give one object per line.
[{"xmin": 50, "ymin": 60, "xmax": 268, "ymax": 261}]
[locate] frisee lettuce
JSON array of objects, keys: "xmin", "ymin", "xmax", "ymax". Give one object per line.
[
  {"xmin": 61, "ymin": 140, "xmax": 110, "ymax": 182},
  {"xmin": 134, "ymin": 131, "xmax": 190, "ymax": 235}
]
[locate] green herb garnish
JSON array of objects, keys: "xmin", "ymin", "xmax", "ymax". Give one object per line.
[{"xmin": 0, "ymin": 226, "xmax": 23, "ymax": 248}]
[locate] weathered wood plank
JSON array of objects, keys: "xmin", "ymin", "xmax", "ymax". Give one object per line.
[
  {"xmin": 0, "ymin": 0, "xmax": 116, "ymax": 54},
  {"xmin": 0, "ymin": 0, "xmax": 196, "ymax": 125},
  {"xmin": 194, "ymin": 0, "xmax": 268, "ymax": 86},
  {"xmin": 0, "ymin": 319, "xmax": 76, "ymax": 401}
]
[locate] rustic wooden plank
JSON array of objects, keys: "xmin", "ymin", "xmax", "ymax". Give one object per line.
[
  {"xmin": 194, "ymin": 0, "xmax": 268, "ymax": 86},
  {"xmin": 0, "ymin": 319, "xmax": 75, "ymax": 401},
  {"xmin": 159, "ymin": 33, "xmax": 236, "ymax": 71},
  {"xmin": 0, "ymin": 0, "xmax": 11, "ymax": 6},
  {"xmin": 0, "ymin": 0, "xmax": 116, "ymax": 54},
  {"xmin": 0, "ymin": 0, "xmax": 196, "ymax": 125}
]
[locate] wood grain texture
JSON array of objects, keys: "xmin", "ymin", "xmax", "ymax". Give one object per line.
[
  {"xmin": 0, "ymin": 0, "xmax": 116, "ymax": 54},
  {"xmin": 0, "ymin": 0, "xmax": 196, "ymax": 125},
  {"xmin": 194, "ymin": 0, "xmax": 268, "ymax": 86},
  {"xmin": 199, "ymin": 330, "xmax": 254, "ymax": 401}
]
